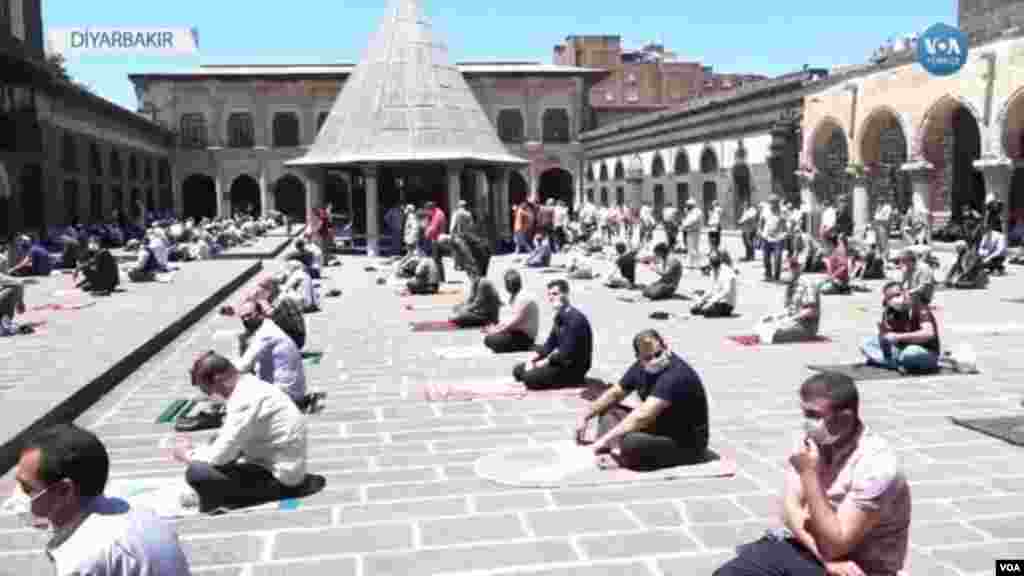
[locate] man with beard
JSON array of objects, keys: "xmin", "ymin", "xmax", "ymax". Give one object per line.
[
  {"xmin": 859, "ymin": 281, "xmax": 941, "ymax": 374},
  {"xmin": 235, "ymin": 300, "xmax": 306, "ymax": 405},
  {"xmin": 575, "ymin": 329, "xmax": 709, "ymax": 471},
  {"xmin": 512, "ymin": 279, "xmax": 593, "ymax": 390},
  {"xmin": 714, "ymin": 372, "xmax": 910, "ymax": 576}
]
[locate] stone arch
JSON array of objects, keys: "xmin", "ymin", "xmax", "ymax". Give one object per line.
[
  {"xmin": 539, "ymin": 167, "xmax": 574, "ymax": 207},
  {"xmin": 273, "ymin": 173, "xmax": 307, "ymax": 221},
  {"xmin": 998, "ymin": 85, "xmax": 1024, "ymax": 160},
  {"xmin": 110, "ymin": 149, "xmax": 123, "ymax": 180},
  {"xmin": 599, "ymin": 163, "xmax": 609, "ymax": 182},
  {"xmin": 809, "ymin": 118, "xmax": 850, "ymax": 204},
  {"xmin": 651, "ymin": 153, "xmax": 666, "ymax": 178},
  {"xmin": 613, "ymin": 160, "xmax": 625, "ymax": 181},
  {"xmin": 182, "ymin": 174, "xmax": 216, "ymax": 221},
  {"xmin": 919, "ymin": 95, "xmax": 985, "ymax": 218},
  {"xmin": 859, "ymin": 106, "xmax": 911, "ymax": 209},
  {"xmin": 229, "ymin": 174, "xmax": 261, "ymax": 216},
  {"xmin": 674, "ymin": 148, "xmax": 691, "ymax": 175}
]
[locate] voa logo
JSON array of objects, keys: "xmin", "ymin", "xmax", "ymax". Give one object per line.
[{"xmin": 917, "ymin": 23, "xmax": 969, "ymax": 76}]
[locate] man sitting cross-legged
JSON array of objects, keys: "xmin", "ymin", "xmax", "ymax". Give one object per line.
[
  {"xmin": 75, "ymin": 238, "xmax": 120, "ymax": 294},
  {"xmin": 755, "ymin": 253, "xmax": 822, "ymax": 344},
  {"xmin": 0, "ymin": 272, "xmax": 28, "ymax": 336},
  {"xmin": 525, "ymin": 233, "xmax": 553, "ymax": 268},
  {"xmin": 642, "ymin": 242, "xmax": 683, "ymax": 300},
  {"xmin": 859, "ymin": 281, "xmax": 941, "ymax": 374},
  {"xmin": 405, "ymin": 256, "xmax": 441, "ymax": 295},
  {"xmin": 604, "ymin": 242, "xmax": 637, "ymax": 289},
  {"xmin": 446, "ymin": 233, "xmax": 501, "ymax": 328},
  {"xmin": 483, "ymin": 269, "xmax": 539, "ymax": 353},
  {"xmin": 235, "ymin": 300, "xmax": 307, "ymax": 405},
  {"xmin": 714, "ymin": 372, "xmax": 910, "ymax": 576},
  {"xmin": 691, "ymin": 253, "xmax": 737, "ymax": 318},
  {"xmin": 173, "ymin": 351, "xmax": 308, "ymax": 514},
  {"xmin": 575, "ymin": 329, "xmax": 709, "ymax": 471},
  {"xmin": 819, "ymin": 235, "xmax": 851, "ymax": 295},
  {"xmin": 513, "ymin": 279, "xmax": 593, "ymax": 389}
]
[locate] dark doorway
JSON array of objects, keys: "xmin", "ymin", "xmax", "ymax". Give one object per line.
[
  {"xmin": 702, "ymin": 181, "xmax": 717, "ymax": 219},
  {"xmin": 274, "ymin": 174, "xmax": 307, "ymax": 222},
  {"xmin": 616, "ymin": 187, "xmax": 625, "ymax": 207},
  {"xmin": 676, "ymin": 182, "xmax": 690, "ymax": 208},
  {"xmin": 90, "ymin": 183, "xmax": 102, "ymax": 223},
  {"xmin": 539, "ymin": 168, "xmax": 573, "ymax": 208},
  {"xmin": 653, "ymin": 184, "xmax": 665, "ymax": 219},
  {"xmin": 64, "ymin": 180, "xmax": 78, "ymax": 225},
  {"xmin": 230, "ymin": 174, "xmax": 261, "ymax": 217},
  {"xmin": 732, "ymin": 164, "xmax": 751, "ymax": 222},
  {"xmin": 324, "ymin": 172, "xmax": 350, "ymax": 217},
  {"xmin": 21, "ymin": 164, "xmax": 43, "ymax": 232},
  {"xmin": 182, "ymin": 174, "xmax": 216, "ymax": 221},
  {"xmin": 951, "ymin": 106, "xmax": 983, "ymax": 219}
]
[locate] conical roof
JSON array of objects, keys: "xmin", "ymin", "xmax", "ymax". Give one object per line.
[{"xmin": 288, "ymin": 0, "xmax": 527, "ymax": 167}]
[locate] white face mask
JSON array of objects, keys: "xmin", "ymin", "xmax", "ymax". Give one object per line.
[
  {"xmin": 4, "ymin": 484, "xmax": 52, "ymax": 531},
  {"xmin": 803, "ymin": 416, "xmax": 840, "ymax": 446},
  {"xmin": 643, "ymin": 350, "xmax": 672, "ymax": 374}
]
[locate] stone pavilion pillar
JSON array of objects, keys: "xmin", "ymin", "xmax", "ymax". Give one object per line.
[
  {"xmin": 259, "ymin": 164, "xmax": 271, "ymax": 217},
  {"xmin": 215, "ymin": 173, "xmax": 226, "ymax": 219},
  {"xmin": 849, "ymin": 172, "xmax": 870, "ymax": 234},
  {"xmin": 974, "ymin": 155, "xmax": 1013, "ymax": 233},
  {"xmin": 796, "ymin": 170, "xmax": 818, "ymax": 237},
  {"xmin": 364, "ymin": 165, "xmax": 380, "ymax": 257},
  {"xmin": 447, "ymin": 163, "xmax": 463, "ymax": 220}
]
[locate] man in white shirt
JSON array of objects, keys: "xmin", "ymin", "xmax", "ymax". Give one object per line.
[
  {"xmin": 14, "ymin": 424, "xmax": 191, "ymax": 575},
  {"xmin": 282, "ymin": 260, "xmax": 318, "ymax": 312},
  {"xmin": 483, "ymin": 269, "xmax": 540, "ymax": 353},
  {"xmin": 175, "ymin": 352, "xmax": 309, "ymax": 514},
  {"xmin": 873, "ymin": 201, "xmax": 893, "ymax": 260},
  {"xmin": 691, "ymin": 253, "xmax": 737, "ymax": 318},
  {"xmin": 706, "ymin": 201, "xmax": 723, "ymax": 251},
  {"xmin": 681, "ymin": 198, "xmax": 703, "ymax": 269},
  {"xmin": 820, "ymin": 200, "xmax": 838, "ymax": 251},
  {"xmin": 235, "ymin": 300, "xmax": 307, "ymax": 405},
  {"xmin": 977, "ymin": 227, "xmax": 1008, "ymax": 275},
  {"xmin": 450, "ymin": 200, "xmax": 474, "ymax": 236}
]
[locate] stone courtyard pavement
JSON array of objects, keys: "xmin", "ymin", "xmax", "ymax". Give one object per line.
[{"xmin": 1, "ymin": 248, "xmax": 1024, "ymax": 575}]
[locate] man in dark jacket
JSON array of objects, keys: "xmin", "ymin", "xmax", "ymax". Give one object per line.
[
  {"xmin": 512, "ymin": 279, "xmax": 593, "ymax": 389},
  {"xmin": 447, "ymin": 232, "xmax": 500, "ymax": 327}
]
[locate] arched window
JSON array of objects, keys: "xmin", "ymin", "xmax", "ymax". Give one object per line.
[
  {"xmin": 600, "ymin": 188, "xmax": 609, "ymax": 206},
  {"xmin": 651, "ymin": 154, "xmax": 666, "ymax": 178},
  {"xmin": 599, "ymin": 164, "xmax": 609, "ymax": 182},
  {"xmin": 61, "ymin": 132, "xmax": 78, "ymax": 172},
  {"xmin": 273, "ymin": 112, "xmax": 300, "ymax": 148},
  {"xmin": 585, "ymin": 165, "xmax": 595, "ymax": 183},
  {"xmin": 128, "ymin": 155, "xmax": 138, "ymax": 181},
  {"xmin": 497, "ymin": 109, "xmax": 524, "ymax": 143},
  {"xmin": 180, "ymin": 113, "xmax": 207, "ymax": 149},
  {"xmin": 614, "ymin": 161, "xmax": 625, "ymax": 181},
  {"xmin": 227, "ymin": 112, "xmax": 254, "ymax": 148},
  {"xmin": 542, "ymin": 108, "xmax": 570, "ymax": 143},
  {"xmin": 144, "ymin": 158, "xmax": 153, "ymax": 182},
  {"xmin": 90, "ymin": 143, "xmax": 102, "ymax": 177},
  {"xmin": 700, "ymin": 148, "xmax": 719, "ymax": 173},
  {"xmin": 674, "ymin": 149, "xmax": 690, "ymax": 175},
  {"xmin": 110, "ymin": 150, "xmax": 122, "ymax": 180}
]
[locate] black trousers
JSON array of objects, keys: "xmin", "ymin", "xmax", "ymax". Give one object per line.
[
  {"xmin": 741, "ymin": 230, "xmax": 756, "ymax": 261},
  {"xmin": 643, "ymin": 282, "xmax": 677, "ymax": 300},
  {"xmin": 513, "ymin": 361, "xmax": 587, "ymax": 390},
  {"xmin": 713, "ymin": 537, "xmax": 825, "ymax": 576},
  {"xmin": 708, "ymin": 228, "xmax": 722, "ymax": 250},
  {"xmin": 406, "ymin": 280, "xmax": 439, "ymax": 295},
  {"xmin": 431, "ymin": 242, "xmax": 447, "ymax": 283},
  {"xmin": 484, "ymin": 330, "xmax": 535, "ymax": 353},
  {"xmin": 598, "ymin": 405, "xmax": 708, "ymax": 471},
  {"xmin": 186, "ymin": 461, "xmax": 296, "ymax": 513},
  {"xmin": 691, "ymin": 302, "xmax": 734, "ymax": 318}
]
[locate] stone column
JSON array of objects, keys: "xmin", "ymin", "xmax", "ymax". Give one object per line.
[
  {"xmin": 493, "ymin": 168, "xmax": 510, "ymax": 238},
  {"xmin": 475, "ymin": 169, "xmax": 490, "ymax": 238},
  {"xmin": 215, "ymin": 173, "xmax": 226, "ymax": 219},
  {"xmin": 797, "ymin": 170, "xmax": 818, "ymax": 237},
  {"xmin": 974, "ymin": 155, "xmax": 1013, "ymax": 233},
  {"xmin": 364, "ymin": 165, "xmax": 380, "ymax": 257},
  {"xmin": 259, "ymin": 163, "xmax": 271, "ymax": 217},
  {"xmin": 901, "ymin": 159, "xmax": 934, "ymax": 241},
  {"xmin": 341, "ymin": 172, "xmax": 354, "ymax": 218},
  {"xmin": 447, "ymin": 163, "xmax": 463, "ymax": 220},
  {"xmin": 850, "ymin": 174, "xmax": 870, "ymax": 234},
  {"xmin": 305, "ymin": 169, "xmax": 322, "ymax": 222}
]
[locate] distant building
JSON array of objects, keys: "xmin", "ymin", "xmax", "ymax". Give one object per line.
[{"xmin": 554, "ymin": 35, "xmax": 767, "ymax": 128}]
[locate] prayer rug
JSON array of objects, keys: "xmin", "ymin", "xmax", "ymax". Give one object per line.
[
  {"xmin": 421, "ymin": 378, "xmax": 603, "ymax": 402},
  {"xmin": 410, "ymin": 320, "xmax": 462, "ymax": 333},
  {"xmin": 950, "ymin": 415, "xmax": 1024, "ymax": 447},
  {"xmin": 301, "ymin": 351, "xmax": 324, "ymax": 365},
  {"xmin": 29, "ymin": 301, "xmax": 96, "ymax": 312},
  {"xmin": 155, "ymin": 399, "xmax": 192, "ymax": 424},
  {"xmin": 397, "ymin": 287, "xmax": 463, "ymax": 297},
  {"xmin": 616, "ymin": 294, "xmax": 691, "ymax": 304},
  {"xmin": 474, "ymin": 441, "xmax": 736, "ymax": 488},
  {"xmin": 102, "ymin": 476, "xmax": 201, "ymax": 519},
  {"xmin": 434, "ymin": 346, "xmax": 536, "ymax": 360},
  {"xmin": 806, "ymin": 363, "xmax": 958, "ymax": 381},
  {"xmin": 538, "ymin": 267, "xmax": 566, "ymax": 274},
  {"xmin": 728, "ymin": 334, "xmax": 832, "ymax": 347}
]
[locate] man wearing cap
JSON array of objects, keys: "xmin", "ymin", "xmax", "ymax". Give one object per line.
[{"xmin": 681, "ymin": 198, "xmax": 703, "ymax": 269}]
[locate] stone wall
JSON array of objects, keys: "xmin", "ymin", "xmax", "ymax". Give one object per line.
[{"xmin": 961, "ymin": 0, "xmax": 1024, "ymax": 44}]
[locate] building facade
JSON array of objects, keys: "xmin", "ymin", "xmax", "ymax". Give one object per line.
[
  {"xmin": 1, "ymin": 0, "xmax": 174, "ymax": 241},
  {"xmin": 581, "ymin": 70, "xmax": 827, "ymax": 228},
  {"xmin": 130, "ymin": 63, "xmax": 605, "ymax": 235},
  {"xmin": 801, "ymin": 0, "xmax": 1024, "ymax": 234},
  {"xmin": 554, "ymin": 35, "xmax": 767, "ymax": 128}
]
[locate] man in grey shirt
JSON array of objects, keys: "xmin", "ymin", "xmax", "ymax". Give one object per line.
[{"xmin": 484, "ymin": 269, "xmax": 539, "ymax": 353}]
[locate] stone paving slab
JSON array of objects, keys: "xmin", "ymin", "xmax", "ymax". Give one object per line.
[
  {"xmin": 0, "ymin": 258, "xmax": 262, "ymax": 472},
  {"xmin": 1, "ymin": 251, "xmax": 1023, "ymax": 574}
]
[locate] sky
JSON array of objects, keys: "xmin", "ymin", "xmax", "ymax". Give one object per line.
[{"xmin": 43, "ymin": 0, "xmax": 957, "ymax": 112}]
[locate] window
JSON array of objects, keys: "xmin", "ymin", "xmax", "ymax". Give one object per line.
[
  {"xmin": 626, "ymin": 90, "xmax": 639, "ymax": 103},
  {"xmin": 272, "ymin": 112, "xmax": 300, "ymax": 147},
  {"xmin": 497, "ymin": 109, "xmax": 524, "ymax": 143},
  {"xmin": 90, "ymin": 143, "xmax": 102, "ymax": 177},
  {"xmin": 599, "ymin": 164, "xmax": 609, "ymax": 182},
  {"xmin": 600, "ymin": 188, "xmax": 608, "ymax": 206},
  {"xmin": 61, "ymin": 132, "xmax": 78, "ymax": 173},
  {"xmin": 616, "ymin": 187, "xmax": 625, "ymax": 206},
  {"xmin": 676, "ymin": 182, "xmax": 690, "ymax": 207},
  {"xmin": 674, "ymin": 150, "xmax": 690, "ymax": 175},
  {"xmin": 180, "ymin": 114, "xmax": 208, "ymax": 149},
  {"xmin": 144, "ymin": 158, "xmax": 153, "ymax": 182},
  {"xmin": 614, "ymin": 162, "xmax": 625, "ymax": 181},
  {"xmin": 128, "ymin": 155, "xmax": 138, "ymax": 181},
  {"xmin": 542, "ymin": 108, "xmax": 570, "ymax": 143},
  {"xmin": 227, "ymin": 112, "xmax": 254, "ymax": 148},
  {"xmin": 651, "ymin": 154, "xmax": 666, "ymax": 178},
  {"xmin": 90, "ymin": 184, "xmax": 103, "ymax": 222},
  {"xmin": 110, "ymin": 150, "xmax": 122, "ymax": 180},
  {"xmin": 317, "ymin": 112, "xmax": 329, "ymax": 135}
]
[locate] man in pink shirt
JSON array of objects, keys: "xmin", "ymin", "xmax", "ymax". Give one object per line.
[
  {"xmin": 424, "ymin": 201, "xmax": 448, "ymax": 282},
  {"xmin": 715, "ymin": 371, "xmax": 910, "ymax": 576}
]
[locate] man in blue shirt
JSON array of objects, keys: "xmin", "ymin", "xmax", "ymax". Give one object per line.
[
  {"xmin": 513, "ymin": 279, "xmax": 593, "ymax": 389},
  {"xmin": 8, "ymin": 235, "xmax": 52, "ymax": 277},
  {"xmin": 575, "ymin": 329, "xmax": 709, "ymax": 470}
]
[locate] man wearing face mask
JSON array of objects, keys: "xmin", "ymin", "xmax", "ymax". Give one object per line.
[
  {"xmin": 512, "ymin": 279, "xmax": 593, "ymax": 389},
  {"xmin": 13, "ymin": 424, "xmax": 191, "ymax": 574},
  {"xmin": 859, "ymin": 281, "xmax": 941, "ymax": 374},
  {"xmin": 575, "ymin": 330, "xmax": 709, "ymax": 471},
  {"xmin": 714, "ymin": 372, "xmax": 911, "ymax": 576},
  {"xmin": 173, "ymin": 351, "xmax": 309, "ymax": 514},
  {"xmin": 234, "ymin": 300, "xmax": 307, "ymax": 405},
  {"xmin": 691, "ymin": 253, "xmax": 737, "ymax": 318},
  {"xmin": 755, "ymin": 253, "xmax": 822, "ymax": 344},
  {"xmin": 642, "ymin": 242, "xmax": 683, "ymax": 301},
  {"xmin": 483, "ymin": 269, "xmax": 539, "ymax": 353}
]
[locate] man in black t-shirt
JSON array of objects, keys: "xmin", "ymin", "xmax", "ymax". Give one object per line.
[
  {"xmin": 575, "ymin": 329, "xmax": 709, "ymax": 471},
  {"xmin": 604, "ymin": 242, "xmax": 636, "ymax": 289}
]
